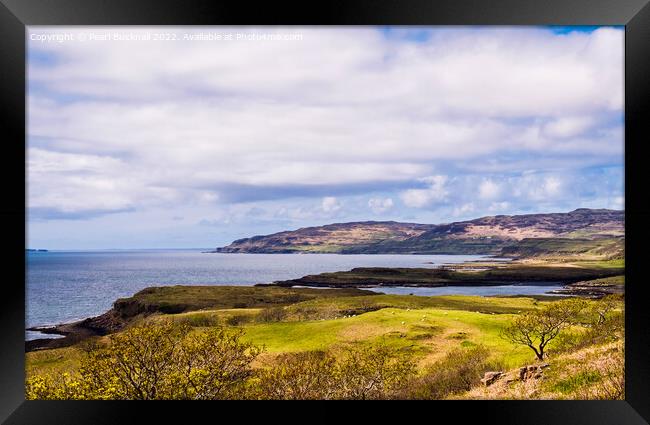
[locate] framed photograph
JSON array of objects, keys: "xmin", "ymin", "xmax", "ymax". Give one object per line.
[{"xmin": 2, "ymin": 0, "xmax": 649, "ymax": 422}]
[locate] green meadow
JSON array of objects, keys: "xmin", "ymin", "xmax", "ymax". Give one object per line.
[{"xmin": 25, "ymin": 293, "xmax": 554, "ymax": 377}]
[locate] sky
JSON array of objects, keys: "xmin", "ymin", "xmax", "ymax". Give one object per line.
[{"xmin": 27, "ymin": 26, "xmax": 624, "ymax": 249}]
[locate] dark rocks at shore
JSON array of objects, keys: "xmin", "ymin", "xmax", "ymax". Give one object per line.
[
  {"xmin": 26, "ymin": 309, "xmax": 127, "ymax": 352},
  {"xmin": 547, "ymin": 275, "xmax": 625, "ymax": 298},
  {"xmin": 549, "ymin": 284, "xmax": 624, "ymax": 298}
]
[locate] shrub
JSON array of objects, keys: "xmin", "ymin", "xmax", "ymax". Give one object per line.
[
  {"xmin": 169, "ymin": 327, "xmax": 262, "ymax": 399},
  {"xmin": 401, "ymin": 345, "xmax": 503, "ymax": 399},
  {"xmin": 550, "ymin": 297, "xmax": 624, "ymax": 353},
  {"xmin": 226, "ymin": 314, "xmax": 251, "ymax": 326},
  {"xmin": 26, "ymin": 321, "xmax": 261, "ymax": 400},
  {"xmin": 26, "ymin": 373, "xmax": 89, "ymax": 400},
  {"xmin": 581, "ymin": 296, "xmax": 624, "ymax": 346},
  {"xmin": 256, "ymin": 344, "xmax": 416, "ymax": 400},
  {"xmin": 257, "ymin": 306, "xmax": 287, "ymax": 323},
  {"xmin": 336, "ymin": 344, "xmax": 416, "ymax": 400},
  {"xmin": 80, "ymin": 321, "xmax": 187, "ymax": 399},
  {"xmin": 257, "ymin": 351, "xmax": 338, "ymax": 399},
  {"xmin": 176, "ymin": 313, "xmax": 220, "ymax": 327}
]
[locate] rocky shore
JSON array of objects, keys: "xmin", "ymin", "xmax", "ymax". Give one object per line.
[
  {"xmin": 548, "ymin": 276, "xmax": 625, "ymax": 298},
  {"xmin": 26, "ymin": 309, "xmax": 127, "ymax": 352}
]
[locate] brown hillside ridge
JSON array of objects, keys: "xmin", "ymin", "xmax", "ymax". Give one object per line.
[
  {"xmin": 214, "ymin": 221, "xmax": 435, "ymax": 253},
  {"xmin": 438, "ymin": 208, "xmax": 623, "ymax": 240},
  {"xmin": 213, "ymin": 209, "xmax": 624, "ymax": 256}
]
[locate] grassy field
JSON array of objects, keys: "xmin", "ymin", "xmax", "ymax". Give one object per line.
[
  {"xmin": 237, "ymin": 306, "xmax": 534, "ymax": 369},
  {"xmin": 26, "ymin": 346, "xmax": 85, "ymax": 378},
  {"xmin": 26, "ymin": 268, "xmax": 624, "ymax": 400},
  {"xmin": 26, "ymin": 294, "xmax": 547, "ymax": 377}
]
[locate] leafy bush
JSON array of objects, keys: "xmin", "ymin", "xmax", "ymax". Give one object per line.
[
  {"xmin": 169, "ymin": 327, "xmax": 261, "ymax": 399},
  {"xmin": 176, "ymin": 313, "xmax": 220, "ymax": 327},
  {"xmin": 337, "ymin": 344, "xmax": 416, "ymax": 400},
  {"xmin": 26, "ymin": 321, "xmax": 261, "ymax": 400},
  {"xmin": 400, "ymin": 345, "xmax": 503, "ymax": 399},
  {"xmin": 256, "ymin": 344, "xmax": 416, "ymax": 400},
  {"xmin": 257, "ymin": 306, "xmax": 287, "ymax": 323},
  {"xmin": 225, "ymin": 314, "xmax": 252, "ymax": 326},
  {"xmin": 257, "ymin": 351, "xmax": 338, "ymax": 399},
  {"xmin": 548, "ymin": 296, "xmax": 624, "ymax": 353},
  {"xmin": 25, "ymin": 373, "xmax": 89, "ymax": 400}
]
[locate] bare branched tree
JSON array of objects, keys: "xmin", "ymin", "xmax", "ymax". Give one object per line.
[{"xmin": 502, "ymin": 299, "xmax": 587, "ymax": 360}]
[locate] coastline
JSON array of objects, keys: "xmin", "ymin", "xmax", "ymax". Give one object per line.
[
  {"xmin": 26, "ymin": 281, "xmax": 622, "ymax": 352},
  {"xmin": 26, "ymin": 308, "xmax": 127, "ymax": 351},
  {"xmin": 26, "ymin": 257, "xmax": 624, "ymax": 352}
]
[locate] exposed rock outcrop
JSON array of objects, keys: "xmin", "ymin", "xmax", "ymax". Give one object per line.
[
  {"xmin": 481, "ymin": 363, "xmax": 550, "ymax": 387},
  {"xmin": 481, "ymin": 371, "xmax": 505, "ymax": 386}
]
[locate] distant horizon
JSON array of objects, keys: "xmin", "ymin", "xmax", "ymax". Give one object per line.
[{"xmin": 27, "ymin": 26, "xmax": 624, "ymax": 250}]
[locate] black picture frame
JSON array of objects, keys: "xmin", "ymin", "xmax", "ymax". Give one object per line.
[{"xmin": 1, "ymin": 0, "xmax": 649, "ymax": 423}]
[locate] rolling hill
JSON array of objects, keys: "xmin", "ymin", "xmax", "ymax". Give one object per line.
[{"xmin": 214, "ymin": 208, "xmax": 624, "ymax": 258}]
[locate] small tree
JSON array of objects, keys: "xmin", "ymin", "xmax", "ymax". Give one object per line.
[
  {"xmin": 580, "ymin": 295, "xmax": 624, "ymax": 346},
  {"xmin": 587, "ymin": 295, "xmax": 621, "ymax": 327},
  {"xmin": 82, "ymin": 320, "xmax": 187, "ymax": 399},
  {"xmin": 171, "ymin": 327, "xmax": 261, "ymax": 400},
  {"xmin": 502, "ymin": 298, "xmax": 587, "ymax": 360}
]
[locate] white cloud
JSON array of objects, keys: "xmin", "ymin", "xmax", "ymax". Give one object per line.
[
  {"xmin": 453, "ymin": 202, "xmax": 475, "ymax": 217},
  {"xmin": 543, "ymin": 116, "xmax": 594, "ymax": 138},
  {"xmin": 514, "ymin": 175, "xmax": 564, "ymax": 201},
  {"xmin": 543, "ymin": 176, "xmax": 562, "ymax": 196},
  {"xmin": 478, "ymin": 180, "xmax": 501, "ymax": 200},
  {"xmin": 26, "ymin": 26, "xmax": 623, "ymax": 221},
  {"xmin": 368, "ymin": 197, "xmax": 394, "ymax": 214},
  {"xmin": 400, "ymin": 175, "xmax": 448, "ymax": 208},
  {"xmin": 321, "ymin": 196, "xmax": 342, "ymax": 213},
  {"xmin": 488, "ymin": 201, "xmax": 511, "ymax": 212}
]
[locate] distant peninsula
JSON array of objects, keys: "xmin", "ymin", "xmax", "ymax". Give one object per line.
[{"xmin": 212, "ymin": 208, "xmax": 624, "ymax": 258}]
